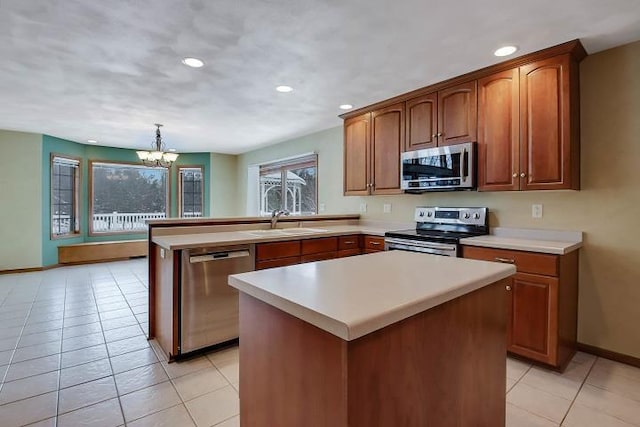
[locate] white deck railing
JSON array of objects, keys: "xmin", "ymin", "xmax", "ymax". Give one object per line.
[{"xmin": 92, "ymin": 212, "xmax": 167, "ymax": 233}]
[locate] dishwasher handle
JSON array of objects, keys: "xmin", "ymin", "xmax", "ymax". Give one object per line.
[{"xmin": 189, "ymin": 250, "xmax": 251, "ymax": 263}]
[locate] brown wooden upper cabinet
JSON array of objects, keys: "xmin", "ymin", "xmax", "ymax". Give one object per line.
[
  {"xmin": 344, "ymin": 103, "xmax": 404, "ymax": 196},
  {"xmin": 405, "ymin": 81, "xmax": 477, "ymax": 151},
  {"xmin": 478, "ymin": 54, "xmax": 581, "ymax": 191}
]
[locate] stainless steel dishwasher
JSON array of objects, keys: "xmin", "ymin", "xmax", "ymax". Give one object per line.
[{"xmin": 180, "ymin": 245, "xmax": 255, "ymax": 354}]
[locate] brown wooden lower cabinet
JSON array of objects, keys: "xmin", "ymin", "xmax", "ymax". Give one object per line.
[
  {"xmin": 462, "ymin": 245, "xmax": 578, "ymax": 370},
  {"xmin": 363, "ymin": 235, "xmax": 385, "ymax": 252},
  {"xmin": 255, "ymin": 256, "xmax": 301, "ymax": 271},
  {"xmin": 338, "ymin": 248, "xmax": 361, "ymax": 258},
  {"xmin": 239, "ymin": 281, "xmax": 507, "ymax": 426},
  {"xmin": 301, "ymin": 252, "xmax": 337, "ymax": 263}
]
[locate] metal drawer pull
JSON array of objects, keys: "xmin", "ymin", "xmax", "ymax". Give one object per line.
[
  {"xmin": 370, "ymin": 241, "xmax": 381, "ymax": 246},
  {"xmin": 343, "ymin": 241, "xmax": 355, "ymax": 244},
  {"xmin": 494, "ymin": 257, "xmax": 515, "ymax": 264}
]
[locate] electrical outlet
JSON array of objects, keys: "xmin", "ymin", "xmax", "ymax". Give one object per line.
[
  {"xmin": 319, "ymin": 203, "xmax": 326, "ymax": 212},
  {"xmin": 383, "ymin": 203, "xmax": 392, "ymax": 214},
  {"xmin": 532, "ymin": 204, "xmax": 543, "ymax": 218},
  {"xmin": 359, "ymin": 203, "xmax": 367, "ymax": 213}
]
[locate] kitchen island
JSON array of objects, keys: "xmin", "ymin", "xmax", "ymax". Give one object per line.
[{"xmin": 229, "ymin": 251, "xmax": 516, "ymax": 427}]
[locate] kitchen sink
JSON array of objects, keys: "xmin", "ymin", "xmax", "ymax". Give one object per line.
[
  {"xmin": 281, "ymin": 228, "xmax": 328, "ymax": 234},
  {"xmin": 243, "ymin": 228, "xmax": 328, "ymax": 237}
]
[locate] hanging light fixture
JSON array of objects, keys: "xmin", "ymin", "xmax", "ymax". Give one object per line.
[{"xmin": 136, "ymin": 124, "xmax": 179, "ymax": 167}]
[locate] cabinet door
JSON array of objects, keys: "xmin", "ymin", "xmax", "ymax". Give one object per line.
[
  {"xmin": 438, "ymin": 81, "xmax": 477, "ymax": 146},
  {"xmin": 371, "ymin": 103, "xmax": 404, "ymax": 195},
  {"xmin": 520, "ymin": 55, "xmax": 572, "ymax": 190},
  {"xmin": 508, "ymin": 273, "xmax": 558, "ymax": 365},
  {"xmin": 344, "ymin": 113, "xmax": 371, "ymax": 195},
  {"xmin": 405, "ymin": 93, "xmax": 438, "ymax": 151},
  {"xmin": 478, "ymin": 69, "xmax": 520, "ymax": 191}
]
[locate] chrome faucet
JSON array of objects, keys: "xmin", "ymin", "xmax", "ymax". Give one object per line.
[{"xmin": 270, "ymin": 209, "xmax": 290, "ymax": 229}]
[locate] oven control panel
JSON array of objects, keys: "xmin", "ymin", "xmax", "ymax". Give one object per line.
[{"xmin": 415, "ymin": 207, "xmax": 487, "ymax": 226}]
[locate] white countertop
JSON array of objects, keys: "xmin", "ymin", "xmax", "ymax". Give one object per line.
[
  {"xmin": 228, "ymin": 251, "xmax": 516, "ymax": 341},
  {"xmin": 460, "ymin": 227, "xmax": 582, "ymax": 255},
  {"xmin": 152, "ymin": 224, "xmax": 390, "ymax": 250}
]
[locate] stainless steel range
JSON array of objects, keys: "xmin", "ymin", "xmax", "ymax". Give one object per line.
[{"xmin": 384, "ymin": 207, "xmax": 488, "ymax": 257}]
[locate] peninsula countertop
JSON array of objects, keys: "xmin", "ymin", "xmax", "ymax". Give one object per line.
[
  {"xmin": 151, "ymin": 224, "xmax": 391, "ymax": 250},
  {"xmin": 460, "ymin": 227, "xmax": 583, "ymax": 254},
  {"xmin": 228, "ymin": 251, "xmax": 516, "ymax": 341}
]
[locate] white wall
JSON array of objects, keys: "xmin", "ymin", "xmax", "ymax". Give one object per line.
[
  {"xmin": 210, "ymin": 153, "xmax": 239, "ymax": 217},
  {"xmin": 235, "ymin": 41, "xmax": 640, "ymax": 358},
  {"xmin": 0, "ymin": 130, "xmax": 43, "ymax": 269}
]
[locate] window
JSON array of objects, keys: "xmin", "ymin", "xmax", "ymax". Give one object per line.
[
  {"xmin": 178, "ymin": 166, "xmax": 204, "ymax": 218},
  {"xmin": 51, "ymin": 155, "xmax": 80, "ymax": 237},
  {"xmin": 90, "ymin": 161, "xmax": 168, "ymax": 234},
  {"xmin": 259, "ymin": 153, "xmax": 317, "ymax": 216}
]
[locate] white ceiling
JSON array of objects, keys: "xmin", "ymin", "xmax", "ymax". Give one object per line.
[{"xmin": 0, "ymin": 0, "xmax": 639, "ymax": 154}]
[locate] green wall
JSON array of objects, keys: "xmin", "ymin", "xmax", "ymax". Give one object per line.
[
  {"xmin": 0, "ymin": 130, "xmax": 43, "ymax": 269},
  {"xmin": 40, "ymin": 135, "xmax": 210, "ymax": 266}
]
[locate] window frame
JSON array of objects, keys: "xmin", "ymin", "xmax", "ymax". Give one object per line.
[
  {"xmin": 258, "ymin": 153, "xmax": 318, "ymax": 216},
  {"xmin": 177, "ymin": 165, "xmax": 205, "ymax": 218},
  {"xmin": 50, "ymin": 153, "xmax": 81, "ymax": 239},
  {"xmin": 88, "ymin": 160, "xmax": 171, "ymax": 236}
]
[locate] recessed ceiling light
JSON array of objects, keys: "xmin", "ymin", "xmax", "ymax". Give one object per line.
[
  {"xmin": 494, "ymin": 46, "xmax": 518, "ymax": 57},
  {"xmin": 182, "ymin": 57, "xmax": 204, "ymax": 68},
  {"xmin": 168, "ymin": 148, "xmax": 177, "ymax": 152},
  {"xmin": 276, "ymin": 85, "xmax": 293, "ymax": 93},
  {"xmin": 339, "ymin": 104, "xmax": 354, "ymax": 110},
  {"xmin": 87, "ymin": 139, "xmax": 97, "ymax": 143}
]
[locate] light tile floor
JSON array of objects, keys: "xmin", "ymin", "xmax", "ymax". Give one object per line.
[{"xmin": 0, "ymin": 259, "xmax": 638, "ymax": 426}]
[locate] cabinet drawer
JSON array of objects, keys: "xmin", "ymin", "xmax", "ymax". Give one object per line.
[
  {"xmin": 301, "ymin": 252, "xmax": 337, "ymax": 264},
  {"xmin": 462, "ymin": 246, "xmax": 558, "ymax": 277},
  {"xmin": 338, "ymin": 248, "xmax": 361, "ymax": 258},
  {"xmin": 338, "ymin": 235, "xmax": 360, "ymax": 250},
  {"xmin": 301, "ymin": 237, "xmax": 338, "ymax": 255},
  {"xmin": 363, "ymin": 236, "xmax": 385, "ymax": 252},
  {"xmin": 256, "ymin": 241, "xmax": 301, "ymax": 261},
  {"xmin": 256, "ymin": 256, "xmax": 301, "ymax": 270}
]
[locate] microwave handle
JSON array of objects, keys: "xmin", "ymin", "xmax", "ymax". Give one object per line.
[{"xmin": 462, "ymin": 147, "xmax": 469, "ymax": 180}]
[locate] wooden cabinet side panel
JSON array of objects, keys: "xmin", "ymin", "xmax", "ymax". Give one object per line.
[
  {"xmin": 478, "ymin": 69, "xmax": 520, "ymax": 191},
  {"xmin": 347, "ymin": 280, "xmax": 507, "ymax": 427},
  {"xmin": 557, "ymin": 251, "xmax": 579, "ymax": 368},
  {"xmin": 363, "ymin": 235, "xmax": 385, "ymax": 252},
  {"xmin": 344, "ymin": 115, "xmax": 370, "ymax": 195},
  {"xmin": 371, "ymin": 103, "xmax": 404, "ymax": 194},
  {"xmin": 437, "ymin": 81, "xmax": 477, "ymax": 146},
  {"xmin": 239, "ymin": 294, "xmax": 348, "ymax": 427},
  {"xmin": 520, "ymin": 55, "xmax": 572, "ymax": 189},
  {"xmin": 509, "ymin": 273, "xmax": 558, "ymax": 364},
  {"xmin": 405, "ymin": 93, "xmax": 438, "ymax": 151},
  {"xmin": 154, "ymin": 246, "xmax": 179, "ymax": 359}
]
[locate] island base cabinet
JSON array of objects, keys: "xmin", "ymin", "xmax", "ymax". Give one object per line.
[{"xmin": 238, "ymin": 280, "xmax": 508, "ymax": 427}]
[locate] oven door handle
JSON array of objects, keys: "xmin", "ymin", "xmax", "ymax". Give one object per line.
[{"xmin": 384, "ymin": 238, "xmax": 457, "ymax": 251}]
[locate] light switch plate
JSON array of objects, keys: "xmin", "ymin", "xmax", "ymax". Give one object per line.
[
  {"xmin": 319, "ymin": 203, "xmax": 326, "ymax": 212},
  {"xmin": 359, "ymin": 203, "xmax": 367, "ymax": 213},
  {"xmin": 160, "ymin": 248, "xmax": 166, "ymax": 259},
  {"xmin": 383, "ymin": 203, "xmax": 392, "ymax": 214},
  {"xmin": 532, "ymin": 204, "xmax": 543, "ymax": 218}
]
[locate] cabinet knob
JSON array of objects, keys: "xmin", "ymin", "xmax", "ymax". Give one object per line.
[
  {"xmin": 512, "ymin": 173, "xmax": 518, "ymax": 178},
  {"xmin": 437, "ymin": 132, "xmax": 443, "ymax": 137},
  {"xmin": 506, "ymin": 285, "xmax": 512, "ymax": 291},
  {"xmin": 432, "ymin": 134, "xmax": 437, "ymax": 138},
  {"xmin": 520, "ymin": 172, "xmax": 526, "ymax": 178}
]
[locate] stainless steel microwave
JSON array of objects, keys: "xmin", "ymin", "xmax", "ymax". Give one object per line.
[{"xmin": 401, "ymin": 142, "xmax": 475, "ymax": 192}]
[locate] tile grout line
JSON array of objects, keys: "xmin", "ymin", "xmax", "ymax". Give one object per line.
[
  {"xmin": 558, "ymin": 356, "xmax": 598, "ymax": 426},
  {"xmin": 0, "ymin": 274, "xmax": 40, "ymax": 395},
  {"xmin": 55, "ymin": 267, "xmax": 71, "ymax": 423},
  {"xmin": 90, "ymin": 265, "xmax": 128, "ymax": 425}
]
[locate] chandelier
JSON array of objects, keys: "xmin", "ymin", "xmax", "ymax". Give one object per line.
[{"xmin": 136, "ymin": 124, "xmax": 179, "ymax": 167}]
